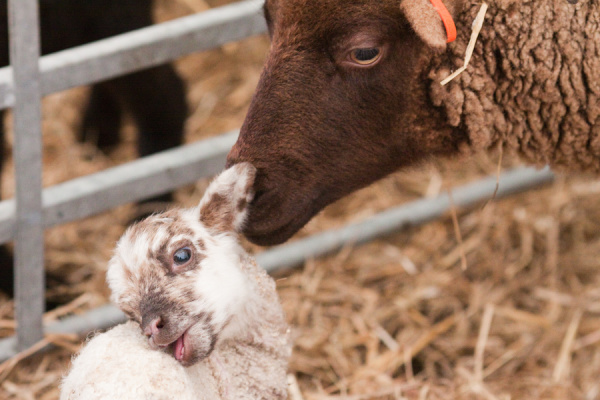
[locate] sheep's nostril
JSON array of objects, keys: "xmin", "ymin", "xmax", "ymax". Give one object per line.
[
  {"xmin": 143, "ymin": 317, "xmax": 163, "ymax": 337},
  {"xmin": 251, "ymin": 188, "xmax": 268, "ymax": 205}
]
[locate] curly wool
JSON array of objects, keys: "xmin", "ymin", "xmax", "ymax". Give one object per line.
[
  {"xmin": 60, "ymin": 321, "xmax": 207, "ymax": 400},
  {"xmin": 429, "ymin": 0, "xmax": 600, "ymax": 170}
]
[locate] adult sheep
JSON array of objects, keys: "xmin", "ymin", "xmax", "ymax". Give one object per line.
[{"xmin": 226, "ymin": 0, "xmax": 599, "ymax": 246}]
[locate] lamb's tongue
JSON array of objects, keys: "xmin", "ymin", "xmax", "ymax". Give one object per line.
[{"xmin": 174, "ymin": 335, "xmax": 185, "ymax": 361}]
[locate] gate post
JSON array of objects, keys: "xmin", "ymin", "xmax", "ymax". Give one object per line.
[{"xmin": 8, "ymin": 0, "xmax": 45, "ymax": 350}]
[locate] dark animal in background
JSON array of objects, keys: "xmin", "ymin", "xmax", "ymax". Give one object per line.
[
  {"xmin": 0, "ymin": 0, "xmax": 189, "ymax": 297},
  {"xmin": 227, "ymin": 0, "xmax": 599, "ymax": 246}
]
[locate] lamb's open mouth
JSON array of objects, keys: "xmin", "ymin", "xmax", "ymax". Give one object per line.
[{"xmin": 168, "ymin": 329, "xmax": 192, "ymax": 365}]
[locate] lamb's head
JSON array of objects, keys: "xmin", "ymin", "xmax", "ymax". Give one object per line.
[{"xmin": 107, "ymin": 163, "xmax": 256, "ymax": 367}]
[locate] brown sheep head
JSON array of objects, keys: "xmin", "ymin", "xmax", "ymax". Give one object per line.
[{"xmin": 227, "ymin": 0, "xmax": 467, "ymax": 246}]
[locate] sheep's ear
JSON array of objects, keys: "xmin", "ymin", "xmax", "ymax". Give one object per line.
[
  {"xmin": 400, "ymin": 0, "xmax": 451, "ymax": 51},
  {"xmin": 198, "ymin": 162, "xmax": 256, "ymax": 233}
]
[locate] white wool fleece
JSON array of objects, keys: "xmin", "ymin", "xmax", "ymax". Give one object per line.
[{"xmin": 60, "ymin": 321, "xmax": 217, "ymax": 400}]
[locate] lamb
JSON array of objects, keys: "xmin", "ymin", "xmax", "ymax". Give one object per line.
[
  {"xmin": 0, "ymin": 0, "xmax": 188, "ymax": 296},
  {"xmin": 60, "ymin": 163, "xmax": 291, "ymax": 400},
  {"xmin": 60, "ymin": 321, "xmax": 211, "ymax": 400},
  {"xmin": 226, "ymin": 0, "xmax": 600, "ymax": 246}
]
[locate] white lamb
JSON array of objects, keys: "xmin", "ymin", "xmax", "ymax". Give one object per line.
[{"xmin": 60, "ymin": 163, "xmax": 292, "ymax": 400}]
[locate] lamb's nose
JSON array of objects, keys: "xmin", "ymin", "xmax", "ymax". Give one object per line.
[{"xmin": 143, "ymin": 316, "xmax": 163, "ymax": 337}]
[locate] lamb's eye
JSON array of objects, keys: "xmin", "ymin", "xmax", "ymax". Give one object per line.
[
  {"xmin": 173, "ymin": 247, "xmax": 192, "ymax": 266},
  {"xmin": 349, "ymin": 47, "xmax": 382, "ymax": 66}
]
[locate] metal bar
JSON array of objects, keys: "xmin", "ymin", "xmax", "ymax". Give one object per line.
[
  {"xmin": 8, "ymin": 0, "xmax": 45, "ymax": 350},
  {"xmin": 0, "ymin": 166, "xmax": 555, "ymax": 361},
  {"xmin": 258, "ymin": 166, "xmax": 555, "ymax": 272},
  {"xmin": 0, "ymin": 305, "xmax": 127, "ymax": 361},
  {"xmin": 0, "ymin": 0, "xmax": 267, "ymax": 110},
  {"xmin": 0, "ymin": 130, "xmax": 239, "ymax": 244}
]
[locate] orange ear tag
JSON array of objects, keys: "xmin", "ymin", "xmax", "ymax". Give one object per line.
[{"xmin": 429, "ymin": 0, "xmax": 457, "ymax": 43}]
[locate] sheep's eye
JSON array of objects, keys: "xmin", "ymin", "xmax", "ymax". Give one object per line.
[
  {"xmin": 173, "ymin": 247, "xmax": 192, "ymax": 266},
  {"xmin": 349, "ymin": 47, "xmax": 382, "ymax": 66}
]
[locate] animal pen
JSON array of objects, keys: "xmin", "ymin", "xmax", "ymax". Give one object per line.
[{"xmin": 0, "ymin": 0, "xmax": 554, "ymax": 363}]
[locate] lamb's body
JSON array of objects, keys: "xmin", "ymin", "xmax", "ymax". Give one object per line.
[
  {"xmin": 429, "ymin": 0, "xmax": 600, "ymax": 169},
  {"xmin": 61, "ymin": 321, "xmax": 208, "ymax": 400},
  {"xmin": 61, "ymin": 164, "xmax": 291, "ymax": 400},
  {"xmin": 194, "ymin": 254, "xmax": 291, "ymax": 399}
]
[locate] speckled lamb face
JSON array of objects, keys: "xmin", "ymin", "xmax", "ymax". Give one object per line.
[{"xmin": 107, "ymin": 163, "xmax": 256, "ymax": 367}]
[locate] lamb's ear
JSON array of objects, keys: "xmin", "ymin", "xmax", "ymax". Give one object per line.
[
  {"xmin": 198, "ymin": 162, "xmax": 256, "ymax": 233},
  {"xmin": 400, "ymin": 0, "xmax": 451, "ymax": 51}
]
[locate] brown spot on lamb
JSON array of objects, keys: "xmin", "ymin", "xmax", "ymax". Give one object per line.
[{"xmin": 226, "ymin": 0, "xmax": 599, "ymax": 246}]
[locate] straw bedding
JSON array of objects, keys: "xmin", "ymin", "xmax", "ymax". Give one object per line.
[{"xmin": 0, "ymin": 1, "xmax": 599, "ymax": 399}]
